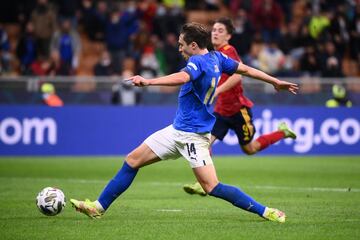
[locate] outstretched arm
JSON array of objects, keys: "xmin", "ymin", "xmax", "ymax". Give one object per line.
[
  {"xmin": 128, "ymin": 72, "xmax": 190, "ymax": 87},
  {"xmin": 236, "ymin": 62, "xmax": 298, "ymax": 94}
]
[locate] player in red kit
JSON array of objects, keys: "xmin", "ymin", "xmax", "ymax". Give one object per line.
[{"xmin": 183, "ymin": 17, "xmax": 296, "ymax": 196}]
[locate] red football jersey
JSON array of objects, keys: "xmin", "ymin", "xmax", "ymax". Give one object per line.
[{"xmin": 214, "ymin": 44, "xmax": 253, "ymax": 116}]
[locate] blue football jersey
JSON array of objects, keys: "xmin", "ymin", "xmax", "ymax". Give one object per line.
[{"xmin": 173, "ymin": 51, "xmax": 239, "ymax": 133}]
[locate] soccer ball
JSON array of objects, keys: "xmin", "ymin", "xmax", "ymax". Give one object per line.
[{"xmin": 36, "ymin": 187, "xmax": 66, "ymax": 216}]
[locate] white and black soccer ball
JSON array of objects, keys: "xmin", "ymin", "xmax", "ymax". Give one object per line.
[{"xmin": 36, "ymin": 187, "xmax": 66, "ymax": 216}]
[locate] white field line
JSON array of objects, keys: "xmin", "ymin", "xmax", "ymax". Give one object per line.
[
  {"xmin": 148, "ymin": 181, "xmax": 360, "ymax": 193},
  {"xmin": 1, "ymin": 177, "xmax": 359, "ymax": 193},
  {"xmin": 156, "ymin": 209, "xmax": 182, "ymax": 212}
]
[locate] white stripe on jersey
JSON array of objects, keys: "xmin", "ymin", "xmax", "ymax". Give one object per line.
[{"xmin": 187, "ymin": 62, "xmax": 198, "ymax": 70}]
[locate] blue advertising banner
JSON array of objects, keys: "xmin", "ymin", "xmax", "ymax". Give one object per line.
[{"xmin": 0, "ymin": 106, "xmax": 359, "ymax": 156}]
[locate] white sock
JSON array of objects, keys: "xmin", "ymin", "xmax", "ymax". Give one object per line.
[
  {"xmin": 94, "ymin": 200, "xmax": 105, "ymax": 213},
  {"xmin": 262, "ymin": 207, "xmax": 269, "ymax": 217}
]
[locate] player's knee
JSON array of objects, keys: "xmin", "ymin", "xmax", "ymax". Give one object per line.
[
  {"xmin": 242, "ymin": 144, "xmax": 257, "ymax": 155},
  {"xmin": 243, "ymin": 149, "xmax": 256, "ymax": 155},
  {"xmin": 125, "ymin": 152, "xmax": 140, "ymax": 168}
]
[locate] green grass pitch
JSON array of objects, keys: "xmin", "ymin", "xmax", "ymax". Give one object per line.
[{"xmin": 0, "ymin": 156, "xmax": 359, "ymax": 240}]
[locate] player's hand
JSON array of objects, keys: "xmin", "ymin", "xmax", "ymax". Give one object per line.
[
  {"xmin": 126, "ymin": 75, "xmax": 150, "ymax": 87},
  {"xmin": 273, "ymin": 80, "xmax": 299, "ymax": 94}
]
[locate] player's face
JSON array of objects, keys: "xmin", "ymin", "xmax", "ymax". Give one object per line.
[
  {"xmin": 178, "ymin": 34, "xmax": 193, "ymax": 61},
  {"xmin": 212, "ymin": 23, "xmax": 231, "ymax": 49}
]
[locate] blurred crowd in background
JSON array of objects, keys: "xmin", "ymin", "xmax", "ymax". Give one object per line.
[{"xmin": 0, "ymin": 0, "xmax": 360, "ymax": 90}]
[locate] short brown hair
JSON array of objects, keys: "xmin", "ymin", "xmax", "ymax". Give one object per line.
[
  {"xmin": 180, "ymin": 22, "xmax": 211, "ymax": 49},
  {"xmin": 214, "ymin": 17, "xmax": 235, "ymax": 35}
]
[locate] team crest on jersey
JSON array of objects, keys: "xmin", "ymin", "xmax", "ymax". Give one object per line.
[
  {"xmin": 187, "ymin": 62, "xmax": 198, "ymax": 71},
  {"xmin": 223, "ymin": 45, "xmax": 230, "ymax": 50},
  {"xmin": 214, "ymin": 65, "xmax": 219, "ymax": 73}
]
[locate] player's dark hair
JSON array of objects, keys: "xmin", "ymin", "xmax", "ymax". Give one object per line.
[
  {"xmin": 214, "ymin": 17, "xmax": 235, "ymax": 35},
  {"xmin": 180, "ymin": 22, "xmax": 211, "ymax": 49}
]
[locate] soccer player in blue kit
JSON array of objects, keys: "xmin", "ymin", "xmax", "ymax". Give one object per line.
[{"xmin": 70, "ymin": 23, "xmax": 298, "ymax": 223}]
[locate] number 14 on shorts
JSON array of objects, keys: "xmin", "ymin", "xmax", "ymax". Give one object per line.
[{"xmin": 186, "ymin": 143, "xmax": 197, "ymax": 160}]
